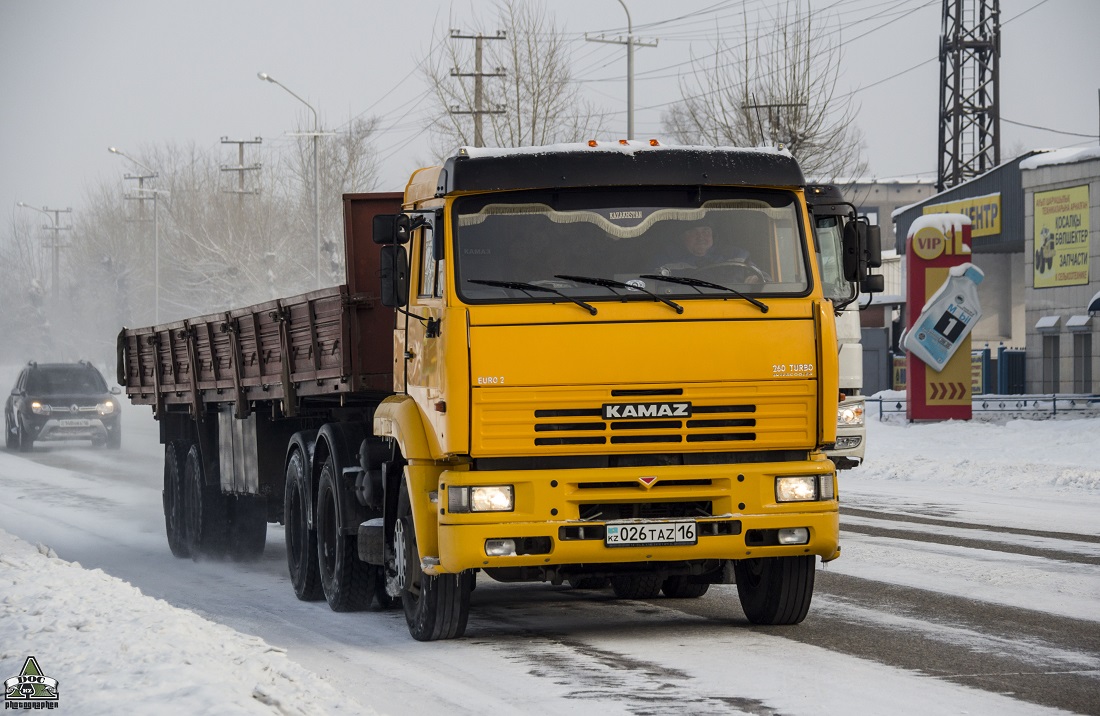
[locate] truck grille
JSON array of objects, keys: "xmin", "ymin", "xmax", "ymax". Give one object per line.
[{"xmin": 471, "ymin": 382, "xmax": 815, "ymax": 457}]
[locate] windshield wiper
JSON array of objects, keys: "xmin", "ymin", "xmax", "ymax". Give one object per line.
[
  {"xmin": 639, "ymin": 274, "xmax": 769, "ymax": 313},
  {"xmin": 554, "ymin": 274, "xmax": 683, "ymax": 314},
  {"xmin": 467, "ymin": 279, "xmax": 597, "ymax": 315}
]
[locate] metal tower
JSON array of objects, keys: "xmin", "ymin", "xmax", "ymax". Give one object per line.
[{"xmin": 937, "ymin": 0, "xmax": 1001, "ymax": 191}]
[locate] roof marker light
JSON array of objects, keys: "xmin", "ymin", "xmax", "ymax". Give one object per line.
[
  {"xmin": 588, "ymin": 140, "xmax": 599, "ymax": 147},
  {"xmin": 649, "ymin": 139, "xmax": 660, "ymax": 146},
  {"xmin": 619, "ymin": 139, "xmax": 629, "ymax": 145}
]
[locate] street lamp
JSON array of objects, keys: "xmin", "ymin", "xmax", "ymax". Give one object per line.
[
  {"xmin": 15, "ymin": 201, "xmax": 71, "ymax": 301},
  {"xmin": 258, "ymin": 71, "xmax": 322, "ymax": 289},
  {"xmin": 109, "ymin": 146, "xmax": 163, "ymax": 323}
]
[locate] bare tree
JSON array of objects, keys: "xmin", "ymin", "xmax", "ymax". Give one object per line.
[
  {"xmin": 662, "ymin": 1, "xmax": 865, "ymax": 181},
  {"xmin": 423, "ymin": 0, "xmax": 606, "ymax": 155}
]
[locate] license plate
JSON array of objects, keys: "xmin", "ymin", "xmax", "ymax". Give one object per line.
[
  {"xmin": 605, "ymin": 521, "xmax": 697, "ymax": 547},
  {"xmin": 59, "ymin": 419, "xmax": 91, "ymax": 427}
]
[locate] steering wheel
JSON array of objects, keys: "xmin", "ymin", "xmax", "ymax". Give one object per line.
[{"xmin": 660, "ymin": 260, "xmax": 769, "ymax": 285}]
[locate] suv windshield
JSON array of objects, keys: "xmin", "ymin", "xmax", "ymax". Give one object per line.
[
  {"xmin": 454, "ymin": 187, "xmax": 810, "ymax": 304},
  {"xmin": 26, "ymin": 367, "xmax": 108, "ymax": 395}
]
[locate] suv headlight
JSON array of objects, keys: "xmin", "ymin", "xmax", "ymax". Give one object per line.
[
  {"xmin": 97, "ymin": 400, "xmax": 116, "ymax": 415},
  {"xmin": 838, "ymin": 402, "xmax": 864, "ymax": 427},
  {"xmin": 31, "ymin": 401, "xmax": 51, "ymax": 415}
]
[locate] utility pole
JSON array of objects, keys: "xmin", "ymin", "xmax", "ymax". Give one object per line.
[
  {"xmin": 585, "ymin": 0, "xmax": 658, "ymax": 140},
  {"xmin": 220, "ymin": 136, "xmax": 262, "ymax": 203},
  {"xmin": 449, "ymin": 30, "xmax": 507, "ymax": 147},
  {"xmin": 15, "ymin": 203, "xmax": 71, "ymax": 301}
]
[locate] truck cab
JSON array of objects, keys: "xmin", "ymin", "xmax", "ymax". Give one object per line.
[{"xmin": 806, "ymin": 184, "xmax": 883, "ymax": 470}]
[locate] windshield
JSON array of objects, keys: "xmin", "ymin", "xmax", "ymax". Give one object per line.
[
  {"xmin": 454, "ymin": 188, "xmax": 810, "ymax": 305},
  {"xmin": 814, "ymin": 215, "xmax": 856, "ymax": 303},
  {"xmin": 27, "ymin": 368, "xmax": 108, "ymax": 395}
]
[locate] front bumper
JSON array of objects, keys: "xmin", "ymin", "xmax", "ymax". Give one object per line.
[
  {"xmin": 25, "ymin": 415, "xmax": 117, "ymax": 443},
  {"xmin": 428, "ymin": 458, "xmax": 839, "ymax": 574}
]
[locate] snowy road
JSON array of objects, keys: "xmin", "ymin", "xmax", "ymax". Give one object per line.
[{"xmin": 2, "ymin": 404, "xmax": 1099, "ymax": 715}]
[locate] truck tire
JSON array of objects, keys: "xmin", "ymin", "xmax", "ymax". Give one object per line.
[
  {"xmin": 284, "ymin": 448, "xmax": 323, "ymax": 601},
  {"xmin": 316, "ymin": 455, "xmax": 374, "ymax": 611},
  {"xmin": 735, "ymin": 556, "xmax": 815, "ymax": 625},
  {"xmin": 395, "ymin": 482, "xmax": 472, "ymax": 641},
  {"xmin": 610, "ymin": 574, "xmax": 663, "ymax": 599},
  {"xmin": 661, "ymin": 576, "xmax": 710, "ymax": 599},
  {"xmin": 162, "ymin": 441, "xmax": 191, "ymax": 558},
  {"xmin": 182, "ymin": 443, "xmax": 227, "ymax": 559},
  {"xmin": 227, "ymin": 496, "xmax": 267, "ymax": 562}
]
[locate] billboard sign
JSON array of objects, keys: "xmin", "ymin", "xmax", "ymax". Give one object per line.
[{"xmin": 1033, "ymin": 185, "xmax": 1090, "ymax": 288}]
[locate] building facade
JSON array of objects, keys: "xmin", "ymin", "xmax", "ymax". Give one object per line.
[{"xmin": 891, "ymin": 149, "xmax": 1100, "ymax": 395}]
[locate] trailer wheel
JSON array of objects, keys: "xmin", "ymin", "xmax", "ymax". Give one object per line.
[
  {"xmin": 284, "ymin": 449, "xmax": 323, "ymax": 601},
  {"xmin": 661, "ymin": 576, "xmax": 710, "ymax": 599},
  {"xmin": 182, "ymin": 443, "xmax": 227, "ymax": 559},
  {"xmin": 734, "ymin": 556, "xmax": 815, "ymax": 625},
  {"xmin": 395, "ymin": 482, "xmax": 472, "ymax": 641},
  {"xmin": 227, "ymin": 496, "xmax": 267, "ymax": 561},
  {"xmin": 162, "ymin": 441, "xmax": 191, "ymax": 559},
  {"xmin": 316, "ymin": 456, "xmax": 374, "ymax": 611},
  {"xmin": 610, "ymin": 574, "xmax": 663, "ymax": 599}
]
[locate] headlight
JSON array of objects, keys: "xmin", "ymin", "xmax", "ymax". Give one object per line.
[
  {"xmin": 775, "ymin": 476, "xmax": 818, "ymax": 502},
  {"xmin": 31, "ymin": 401, "xmax": 51, "ymax": 415},
  {"xmin": 837, "ymin": 402, "xmax": 864, "ymax": 427},
  {"xmin": 448, "ymin": 485, "xmax": 514, "ymax": 513},
  {"xmin": 97, "ymin": 400, "xmax": 116, "ymax": 415}
]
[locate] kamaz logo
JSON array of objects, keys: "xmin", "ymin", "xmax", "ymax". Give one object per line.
[{"xmin": 602, "ymin": 402, "xmax": 692, "ymax": 419}]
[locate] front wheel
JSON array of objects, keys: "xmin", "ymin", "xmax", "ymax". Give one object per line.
[
  {"xmin": 734, "ymin": 556, "xmax": 815, "ymax": 625},
  {"xmin": 17, "ymin": 419, "xmax": 33, "ymax": 452},
  {"xmin": 395, "ymin": 482, "xmax": 472, "ymax": 641},
  {"xmin": 316, "ymin": 455, "xmax": 374, "ymax": 611}
]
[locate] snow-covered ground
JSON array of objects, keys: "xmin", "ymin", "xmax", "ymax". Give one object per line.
[{"xmin": 2, "ymin": 387, "xmax": 1097, "ymax": 714}]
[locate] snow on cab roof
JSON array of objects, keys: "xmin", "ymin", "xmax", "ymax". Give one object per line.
[{"xmin": 457, "ymin": 140, "xmax": 795, "ymax": 160}]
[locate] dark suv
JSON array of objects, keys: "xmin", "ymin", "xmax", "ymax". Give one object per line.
[{"xmin": 5, "ymin": 361, "xmax": 122, "ymax": 451}]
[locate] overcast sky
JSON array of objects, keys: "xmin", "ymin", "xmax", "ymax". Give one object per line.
[{"xmin": 2, "ymin": 0, "xmax": 1098, "ymax": 221}]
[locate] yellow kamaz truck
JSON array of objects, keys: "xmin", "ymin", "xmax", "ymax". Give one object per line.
[{"xmin": 118, "ymin": 141, "xmax": 879, "ymax": 641}]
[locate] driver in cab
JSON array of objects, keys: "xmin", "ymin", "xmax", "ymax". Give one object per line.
[{"xmin": 661, "ymin": 223, "xmax": 765, "ymax": 284}]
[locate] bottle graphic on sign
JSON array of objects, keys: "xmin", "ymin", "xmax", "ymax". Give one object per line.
[{"xmin": 903, "ymin": 262, "xmax": 984, "ymax": 372}]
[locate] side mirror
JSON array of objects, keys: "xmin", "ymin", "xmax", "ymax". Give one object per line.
[
  {"xmin": 865, "ymin": 225, "xmax": 882, "ymax": 268},
  {"xmin": 841, "ymin": 221, "xmax": 862, "ymax": 282},
  {"xmin": 379, "ymin": 245, "xmax": 409, "ymax": 307},
  {"xmin": 373, "ymin": 215, "xmax": 396, "ymax": 245},
  {"xmin": 110, "ymin": 386, "xmax": 122, "ymax": 395},
  {"xmin": 861, "ymin": 274, "xmax": 885, "ymax": 294}
]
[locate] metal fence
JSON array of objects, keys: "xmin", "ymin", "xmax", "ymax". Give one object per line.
[{"xmin": 871, "ymin": 394, "xmax": 1100, "ymax": 424}]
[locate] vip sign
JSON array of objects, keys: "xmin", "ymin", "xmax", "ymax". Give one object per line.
[{"xmin": 905, "ymin": 214, "xmax": 975, "ymax": 421}]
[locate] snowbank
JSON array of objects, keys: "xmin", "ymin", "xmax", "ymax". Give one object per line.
[{"xmin": 0, "ymin": 529, "xmax": 374, "ymax": 715}]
